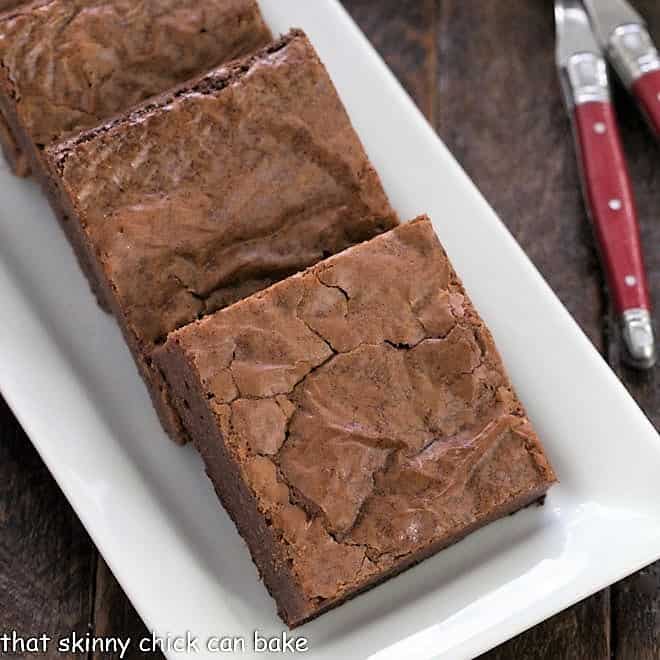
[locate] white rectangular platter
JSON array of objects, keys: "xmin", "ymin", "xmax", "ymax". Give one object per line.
[{"xmin": 1, "ymin": 1, "xmax": 660, "ymax": 658}]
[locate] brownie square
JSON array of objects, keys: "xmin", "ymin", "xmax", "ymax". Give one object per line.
[
  {"xmin": 154, "ymin": 216, "xmax": 557, "ymax": 627},
  {"xmin": 0, "ymin": 0, "xmax": 272, "ymax": 176},
  {"xmin": 43, "ymin": 30, "xmax": 398, "ymax": 443}
]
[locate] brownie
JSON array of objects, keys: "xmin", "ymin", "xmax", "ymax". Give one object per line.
[
  {"xmin": 154, "ymin": 217, "xmax": 557, "ymax": 627},
  {"xmin": 43, "ymin": 30, "xmax": 398, "ymax": 443},
  {"xmin": 0, "ymin": 109, "xmax": 24, "ymax": 174},
  {"xmin": 0, "ymin": 1, "xmax": 26, "ymax": 12},
  {"xmin": 0, "ymin": 0, "xmax": 272, "ymax": 176}
]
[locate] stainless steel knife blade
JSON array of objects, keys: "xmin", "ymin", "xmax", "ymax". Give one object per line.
[
  {"xmin": 583, "ymin": 0, "xmax": 645, "ymax": 44},
  {"xmin": 555, "ymin": 0, "xmax": 609, "ymax": 107},
  {"xmin": 583, "ymin": 0, "xmax": 660, "ymax": 87},
  {"xmin": 555, "ymin": 0, "xmax": 603, "ymax": 67}
]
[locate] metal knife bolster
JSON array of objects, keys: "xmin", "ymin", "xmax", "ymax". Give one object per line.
[
  {"xmin": 559, "ymin": 51, "xmax": 610, "ymax": 108},
  {"xmin": 607, "ymin": 23, "xmax": 660, "ymax": 88},
  {"xmin": 621, "ymin": 309, "xmax": 657, "ymax": 369}
]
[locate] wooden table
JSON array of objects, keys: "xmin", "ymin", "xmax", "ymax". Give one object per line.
[{"xmin": 1, "ymin": 2, "xmax": 659, "ymax": 658}]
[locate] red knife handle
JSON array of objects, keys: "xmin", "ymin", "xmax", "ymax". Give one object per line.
[
  {"xmin": 631, "ymin": 69, "xmax": 660, "ymax": 138},
  {"xmin": 572, "ymin": 101, "xmax": 650, "ymax": 314}
]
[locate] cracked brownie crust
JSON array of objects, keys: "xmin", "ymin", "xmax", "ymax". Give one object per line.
[
  {"xmin": 43, "ymin": 30, "xmax": 398, "ymax": 443},
  {"xmin": 154, "ymin": 217, "xmax": 557, "ymax": 627},
  {"xmin": 0, "ymin": 0, "xmax": 272, "ymax": 176}
]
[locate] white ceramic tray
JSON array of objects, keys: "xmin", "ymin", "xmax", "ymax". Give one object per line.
[{"xmin": 1, "ymin": 1, "xmax": 659, "ymax": 658}]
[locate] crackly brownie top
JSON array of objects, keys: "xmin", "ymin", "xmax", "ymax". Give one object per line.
[
  {"xmin": 162, "ymin": 218, "xmax": 556, "ymax": 604},
  {"xmin": 47, "ymin": 30, "xmax": 397, "ymax": 351},
  {"xmin": 0, "ymin": 0, "xmax": 271, "ymax": 145}
]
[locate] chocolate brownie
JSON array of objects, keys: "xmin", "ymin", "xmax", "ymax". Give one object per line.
[
  {"xmin": 154, "ymin": 217, "xmax": 557, "ymax": 627},
  {"xmin": 0, "ymin": 1, "xmax": 26, "ymax": 12},
  {"xmin": 44, "ymin": 30, "xmax": 398, "ymax": 443},
  {"xmin": 0, "ymin": 0, "xmax": 272, "ymax": 176}
]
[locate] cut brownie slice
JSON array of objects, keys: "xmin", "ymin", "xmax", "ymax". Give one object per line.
[
  {"xmin": 0, "ymin": 1, "xmax": 27, "ymax": 12},
  {"xmin": 0, "ymin": 0, "xmax": 272, "ymax": 176},
  {"xmin": 154, "ymin": 216, "xmax": 557, "ymax": 627},
  {"xmin": 43, "ymin": 30, "xmax": 398, "ymax": 443}
]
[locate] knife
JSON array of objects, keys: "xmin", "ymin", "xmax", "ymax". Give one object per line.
[
  {"xmin": 555, "ymin": 0, "xmax": 656, "ymax": 369},
  {"xmin": 583, "ymin": 0, "xmax": 660, "ymax": 138}
]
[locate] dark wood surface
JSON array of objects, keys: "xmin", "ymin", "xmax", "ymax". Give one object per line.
[{"xmin": 0, "ymin": 1, "xmax": 658, "ymax": 658}]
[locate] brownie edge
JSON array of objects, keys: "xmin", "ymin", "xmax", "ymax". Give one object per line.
[
  {"xmin": 0, "ymin": 0, "xmax": 272, "ymax": 176},
  {"xmin": 154, "ymin": 216, "xmax": 557, "ymax": 627}
]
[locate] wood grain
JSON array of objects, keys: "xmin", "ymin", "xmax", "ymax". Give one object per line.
[
  {"xmin": 91, "ymin": 558, "xmax": 159, "ymax": 660},
  {"xmin": 0, "ymin": 397, "xmax": 95, "ymax": 659},
  {"xmin": 483, "ymin": 592, "xmax": 611, "ymax": 660},
  {"xmin": 341, "ymin": 0, "xmax": 437, "ymax": 123}
]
